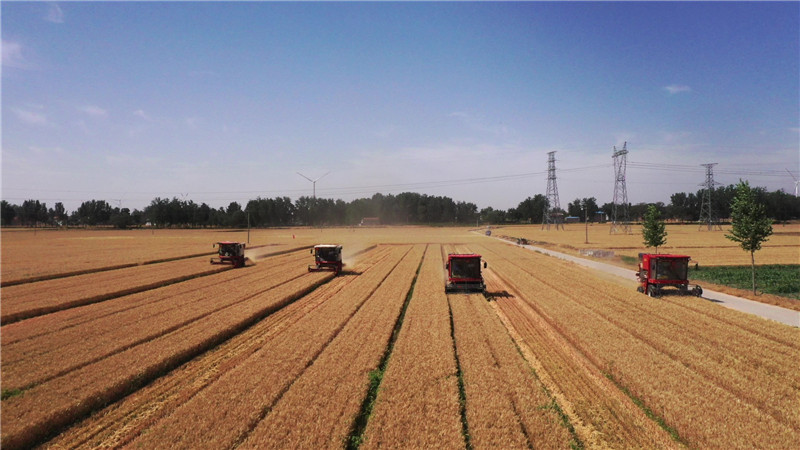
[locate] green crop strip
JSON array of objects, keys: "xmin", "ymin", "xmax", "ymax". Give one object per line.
[
  {"xmin": 603, "ymin": 372, "xmax": 686, "ymax": 446},
  {"xmin": 690, "ymin": 264, "xmax": 799, "ymax": 299},
  {"xmin": 2, "ymin": 388, "xmax": 24, "ymax": 401},
  {"xmin": 448, "ymin": 297, "xmax": 473, "ymax": 450},
  {"xmin": 346, "ymin": 248, "xmax": 424, "ymax": 450}
]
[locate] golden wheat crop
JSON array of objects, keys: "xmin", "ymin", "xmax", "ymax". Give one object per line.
[
  {"xmin": 42, "ymin": 246, "xmax": 397, "ymax": 448},
  {"xmin": 238, "ymin": 245, "xmax": 425, "ymax": 448},
  {"xmin": 361, "ymin": 245, "xmax": 463, "ymax": 448},
  {"xmin": 444, "ymin": 244, "xmax": 573, "ymax": 449},
  {"xmin": 477, "ymin": 240, "xmax": 800, "ymax": 448},
  {"xmin": 125, "ymin": 245, "xmax": 413, "ymax": 448},
  {"xmin": 0, "ymin": 254, "xmax": 333, "ymax": 450},
  {"xmin": 1, "ymin": 255, "xmax": 231, "ymax": 323}
]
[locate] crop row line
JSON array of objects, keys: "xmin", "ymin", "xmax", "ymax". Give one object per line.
[
  {"xmin": 232, "ymin": 247, "xmax": 409, "ymax": 448},
  {"xmin": 1, "ymin": 265, "xmax": 230, "ymax": 325},
  {"xmin": 42, "ymin": 245, "xmax": 396, "ymax": 449},
  {"xmin": 491, "ymin": 245, "xmax": 799, "ymax": 431},
  {"xmin": 1, "ymin": 250, "xmax": 311, "ymax": 346},
  {"xmin": 122, "ymin": 245, "xmax": 415, "ymax": 448},
  {"xmin": 0, "ymin": 244, "xmax": 306, "ymax": 287},
  {"xmin": 345, "ymin": 244, "xmax": 425, "ymax": 449},
  {"xmin": 230, "ymin": 245, "xmax": 425, "ymax": 448},
  {"xmin": 478, "ymin": 242, "xmax": 798, "ymax": 447},
  {"xmin": 0, "ymin": 270, "xmax": 335, "ymax": 450},
  {"xmin": 2, "ymin": 254, "xmax": 314, "ymax": 390}
]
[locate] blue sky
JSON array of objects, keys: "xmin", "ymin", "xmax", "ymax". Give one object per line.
[{"xmin": 3, "ymin": 1, "xmax": 798, "ymax": 212}]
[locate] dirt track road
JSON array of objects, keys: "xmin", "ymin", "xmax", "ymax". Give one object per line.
[{"xmin": 487, "ymin": 235, "xmax": 800, "ymax": 328}]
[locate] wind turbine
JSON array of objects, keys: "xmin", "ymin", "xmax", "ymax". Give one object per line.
[
  {"xmin": 787, "ymin": 169, "xmax": 800, "ymax": 197},
  {"xmin": 296, "ymin": 171, "xmax": 330, "ymax": 199}
]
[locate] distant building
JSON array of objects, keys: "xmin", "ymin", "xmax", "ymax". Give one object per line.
[
  {"xmin": 565, "ymin": 216, "xmax": 581, "ymax": 224},
  {"xmin": 594, "ymin": 211, "xmax": 607, "ymax": 223},
  {"xmin": 359, "ymin": 217, "xmax": 380, "ymax": 226}
]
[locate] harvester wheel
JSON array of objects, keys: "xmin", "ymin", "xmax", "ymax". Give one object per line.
[
  {"xmin": 636, "ymin": 286, "xmax": 644, "ymax": 294},
  {"xmin": 692, "ymin": 286, "xmax": 703, "ymax": 297},
  {"xmin": 647, "ymin": 285, "xmax": 658, "ymax": 298}
]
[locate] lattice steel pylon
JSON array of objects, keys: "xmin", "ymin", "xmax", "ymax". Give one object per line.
[
  {"xmin": 542, "ymin": 151, "xmax": 564, "ymax": 230},
  {"xmin": 610, "ymin": 142, "xmax": 631, "ymax": 234},
  {"xmin": 698, "ymin": 163, "xmax": 722, "ymax": 231}
]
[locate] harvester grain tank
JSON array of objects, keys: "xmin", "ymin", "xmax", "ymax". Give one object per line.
[
  {"xmin": 210, "ymin": 241, "xmax": 247, "ymax": 268},
  {"xmin": 309, "ymin": 244, "xmax": 344, "ymax": 275},
  {"xmin": 445, "ymin": 253, "xmax": 487, "ymax": 293},
  {"xmin": 636, "ymin": 253, "xmax": 702, "ymax": 297}
]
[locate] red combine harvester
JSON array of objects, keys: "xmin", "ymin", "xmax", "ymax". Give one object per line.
[
  {"xmin": 636, "ymin": 253, "xmax": 702, "ymax": 297},
  {"xmin": 445, "ymin": 253, "xmax": 487, "ymax": 293},
  {"xmin": 308, "ymin": 244, "xmax": 344, "ymax": 275},
  {"xmin": 210, "ymin": 241, "xmax": 247, "ymax": 268}
]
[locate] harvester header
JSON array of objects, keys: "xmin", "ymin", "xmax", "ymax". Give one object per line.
[
  {"xmin": 445, "ymin": 253, "xmax": 487, "ymax": 293},
  {"xmin": 309, "ymin": 244, "xmax": 344, "ymax": 275},
  {"xmin": 210, "ymin": 241, "xmax": 247, "ymax": 268}
]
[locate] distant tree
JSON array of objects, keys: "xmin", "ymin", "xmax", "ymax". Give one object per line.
[
  {"xmin": 642, "ymin": 204, "xmax": 667, "ymax": 253},
  {"xmin": 511, "ymin": 194, "xmax": 547, "ymax": 223},
  {"xmin": 725, "ymin": 181, "xmax": 773, "ymax": 294},
  {"xmin": 111, "ymin": 208, "xmax": 133, "ymax": 229},
  {"xmin": 50, "ymin": 202, "xmax": 67, "ymax": 225},
  {"xmin": 1, "ymin": 200, "xmax": 17, "ymax": 226},
  {"xmin": 76, "ymin": 200, "xmax": 112, "ymax": 226}
]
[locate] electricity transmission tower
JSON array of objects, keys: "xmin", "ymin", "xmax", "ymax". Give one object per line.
[
  {"xmin": 698, "ymin": 163, "xmax": 722, "ymax": 230},
  {"xmin": 296, "ymin": 171, "xmax": 330, "ymax": 199},
  {"xmin": 610, "ymin": 142, "xmax": 631, "ymax": 234},
  {"xmin": 542, "ymin": 151, "xmax": 564, "ymax": 230}
]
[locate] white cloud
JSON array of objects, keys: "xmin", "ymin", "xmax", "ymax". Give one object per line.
[
  {"xmin": 2, "ymin": 40, "xmax": 28, "ymax": 69},
  {"xmin": 44, "ymin": 3, "xmax": 64, "ymax": 23},
  {"xmin": 78, "ymin": 105, "xmax": 108, "ymax": 117},
  {"xmin": 664, "ymin": 84, "xmax": 692, "ymax": 95},
  {"xmin": 133, "ymin": 109, "xmax": 152, "ymax": 121},
  {"xmin": 12, "ymin": 107, "xmax": 49, "ymax": 125}
]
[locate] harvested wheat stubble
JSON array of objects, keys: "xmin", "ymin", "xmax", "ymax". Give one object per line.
[
  {"xmin": 481, "ymin": 263, "xmax": 681, "ymax": 448},
  {"xmin": 0, "ymin": 255, "xmax": 231, "ymax": 324},
  {"xmin": 482, "ymin": 241, "xmax": 800, "ymax": 431},
  {"xmin": 442, "ymin": 242, "xmax": 572, "ymax": 449},
  {"xmin": 478, "ymin": 241, "xmax": 800, "ymax": 448},
  {"xmin": 1, "ymin": 252, "xmax": 311, "ymax": 391},
  {"xmin": 237, "ymin": 245, "xmax": 425, "ymax": 448},
  {"xmin": 484, "ymin": 242, "xmax": 800, "ymax": 432},
  {"xmin": 126, "ymin": 245, "xmax": 414, "ymax": 449},
  {"xmin": 0, "ymin": 265, "xmax": 334, "ymax": 450},
  {"xmin": 448, "ymin": 292, "xmax": 572, "ymax": 449},
  {"xmin": 361, "ymin": 244, "xmax": 463, "ymax": 449},
  {"xmin": 41, "ymin": 245, "xmax": 395, "ymax": 449}
]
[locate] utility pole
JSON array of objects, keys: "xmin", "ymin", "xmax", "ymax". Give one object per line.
[{"xmin": 583, "ymin": 200, "xmax": 589, "ymax": 244}]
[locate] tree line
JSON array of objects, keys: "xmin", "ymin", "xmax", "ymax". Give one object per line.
[{"xmin": 2, "ymin": 184, "xmax": 798, "ymax": 228}]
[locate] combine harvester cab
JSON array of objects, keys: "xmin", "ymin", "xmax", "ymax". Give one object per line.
[
  {"xmin": 636, "ymin": 253, "xmax": 702, "ymax": 298},
  {"xmin": 210, "ymin": 241, "xmax": 247, "ymax": 268},
  {"xmin": 309, "ymin": 244, "xmax": 344, "ymax": 275},
  {"xmin": 445, "ymin": 253, "xmax": 487, "ymax": 293}
]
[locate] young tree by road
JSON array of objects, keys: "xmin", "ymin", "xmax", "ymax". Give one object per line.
[
  {"xmin": 725, "ymin": 180, "xmax": 773, "ymax": 294},
  {"xmin": 642, "ymin": 204, "xmax": 667, "ymax": 253}
]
